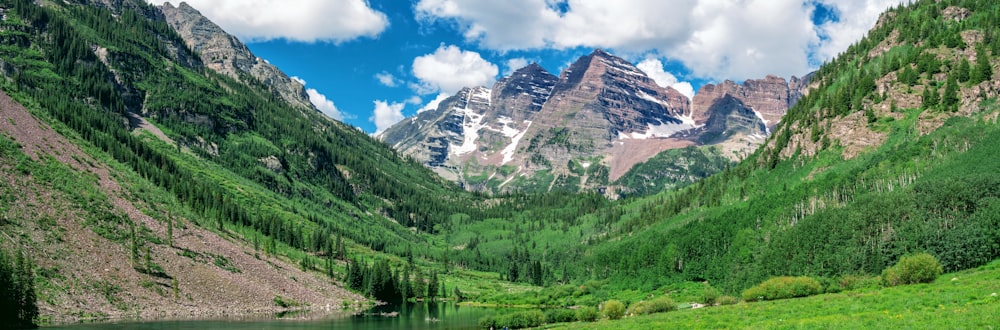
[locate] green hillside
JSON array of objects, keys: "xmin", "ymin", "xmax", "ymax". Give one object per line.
[{"xmin": 2, "ymin": 0, "xmax": 1000, "ymax": 327}]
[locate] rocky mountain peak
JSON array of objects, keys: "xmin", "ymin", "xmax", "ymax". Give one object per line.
[
  {"xmin": 158, "ymin": 2, "xmax": 318, "ymax": 113},
  {"xmin": 691, "ymin": 75, "xmax": 810, "ymax": 129},
  {"xmin": 493, "ymin": 63, "xmax": 558, "ymax": 116}
]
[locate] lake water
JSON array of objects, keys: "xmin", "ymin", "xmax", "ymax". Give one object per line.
[{"xmin": 47, "ymin": 303, "xmax": 511, "ymax": 330}]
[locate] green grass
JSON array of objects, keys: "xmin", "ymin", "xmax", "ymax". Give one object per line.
[{"xmin": 553, "ymin": 260, "xmax": 1000, "ymax": 329}]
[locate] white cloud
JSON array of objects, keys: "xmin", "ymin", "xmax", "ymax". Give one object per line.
[
  {"xmin": 815, "ymin": 0, "xmax": 908, "ymax": 62},
  {"xmin": 291, "ymin": 76, "xmax": 345, "ymax": 121},
  {"xmin": 636, "ymin": 58, "xmax": 695, "ymax": 99},
  {"xmin": 415, "ymin": 0, "xmax": 907, "ymax": 81},
  {"xmin": 504, "ymin": 58, "xmax": 529, "ymax": 76},
  {"xmin": 158, "ymin": 0, "xmax": 388, "ymax": 43},
  {"xmin": 371, "ymin": 100, "xmax": 406, "ymax": 134},
  {"xmin": 418, "ymin": 93, "xmax": 451, "ymax": 113},
  {"xmin": 375, "ymin": 71, "xmax": 399, "ymax": 87},
  {"xmin": 412, "ymin": 45, "xmax": 499, "ymax": 95}
]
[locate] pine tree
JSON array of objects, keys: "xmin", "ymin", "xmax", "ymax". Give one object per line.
[
  {"xmin": 427, "ymin": 271, "xmax": 439, "ymax": 300},
  {"xmin": 956, "ymin": 57, "xmax": 971, "ymax": 83},
  {"xmin": 922, "ymin": 86, "xmax": 939, "ymax": 108},
  {"xmin": 972, "ymin": 46, "xmax": 993, "ymax": 84},
  {"xmin": 943, "ymin": 74, "xmax": 959, "ymax": 111}
]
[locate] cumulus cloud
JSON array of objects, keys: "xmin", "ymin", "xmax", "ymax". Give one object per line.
[
  {"xmin": 412, "ymin": 45, "xmax": 499, "ymax": 95},
  {"xmin": 418, "ymin": 93, "xmax": 451, "ymax": 113},
  {"xmin": 815, "ymin": 0, "xmax": 907, "ymax": 62},
  {"xmin": 375, "ymin": 71, "xmax": 399, "ymax": 87},
  {"xmin": 157, "ymin": 0, "xmax": 388, "ymax": 43},
  {"xmin": 291, "ymin": 76, "xmax": 345, "ymax": 121},
  {"xmin": 636, "ymin": 59, "xmax": 695, "ymax": 99},
  {"xmin": 371, "ymin": 100, "xmax": 406, "ymax": 134},
  {"xmin": 416, "ymin": 0, "xmax": 907, "ymax": 81}
]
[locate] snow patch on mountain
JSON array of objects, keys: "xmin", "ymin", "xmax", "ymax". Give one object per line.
[
  {"xmin": 502, "ymin": 121, "xmax": 532, "ymax": 164},
  {"xmin": 618, "ymin": 121, "xmax": 694, "ymax": 140}
]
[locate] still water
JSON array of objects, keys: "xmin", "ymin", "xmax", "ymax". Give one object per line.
[{"xmin": 48, "ymin": 303, "xmax": 511, "ymax": 330}]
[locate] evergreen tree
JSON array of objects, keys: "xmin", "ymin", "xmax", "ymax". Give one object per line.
[
  {"xmin": 1, "ymin": 250, "xmax": 37, "ymax": 328},
  {"xmin": 972, "ymin": 46, "xmax": 993, "ymax": 84},
  {"xmin": 413, "ymin": 269, "xmax": 426, "ymax": 299},
  {"xmin": 427, "ymin": 270, "xmax": 439, "ymax": 300},
  {"xmin": 942, "ymin": 74, "xmax": 959, "ymax": 111},
  {"xmin": 922, "ymin": 86, "xmax": 939, "ymax": 108},
  {"xmin": 956, "ymin": 57, "xmax": 971, "ymax": 83}
]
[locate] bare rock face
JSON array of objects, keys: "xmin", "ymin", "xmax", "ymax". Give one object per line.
[
  {"xmin": 159, "ymin": 2, "xmax": 317, "ymax": 113},
  {"xmin": 691, "ymin": 75, "xmax": 808, "ymax": 131}
]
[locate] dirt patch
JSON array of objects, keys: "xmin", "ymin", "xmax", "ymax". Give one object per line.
[{"xmin": 0, "ymin": 90, "xmax": 363, "ymax": 323}]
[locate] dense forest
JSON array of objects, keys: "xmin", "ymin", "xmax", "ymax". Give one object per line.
[{"xmin": 0, "ymin": 0, "xmax": 999, "ymax": 325}]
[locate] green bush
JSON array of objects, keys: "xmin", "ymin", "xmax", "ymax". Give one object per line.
[
  {"xmin": 839, "ymin": 274, "xmax": 881, "ymax": 290},
  {"xmin": 882, "ymin": 253, "xmax": 943, "ymax": 286},
  {"xmin": 545, "ymin": 308, "xmax": 577, "ymax": 323},
  {"xmin": 818, "ymin": 277, "xmax": 843, "ymax": 293},
  {"xmin": 717, "ymin": 295, "xmax": 740, "ymax": 305},
  {"xmin": 602, "ymin": 299, "xmax": 626, "ymax": 320},
  {"xmin": 627, "ymin": 297, "xmax": 676, "ymax": 315},
  {"xmin": 479, "ymin": 310, "xmax": 546, "ymax": 329},
  {"xmin": 701, "ymin": 286, "xmax": 721, "ymax": 305},
  {"xmin": 576, "ymin": 306, "xmax": 600, "ymax": 322},
  {"xmin": 741, "ymin": 276, "xmax": 823, "ymax": 302}
]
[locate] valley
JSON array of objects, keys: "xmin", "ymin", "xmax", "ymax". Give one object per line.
[{"xmin": 1, "ymin": 0, "xmax": 1000, "ymax": 329}]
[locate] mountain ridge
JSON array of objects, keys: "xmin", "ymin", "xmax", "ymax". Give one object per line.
[{"xmin": 381, "ymin": 49, "xmax": 809, "ymax": 195}]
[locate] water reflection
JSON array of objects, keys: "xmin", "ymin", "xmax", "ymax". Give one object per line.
[{"xmin": 49, "ymin": 302, "xmax": 510, "ymax": 330}]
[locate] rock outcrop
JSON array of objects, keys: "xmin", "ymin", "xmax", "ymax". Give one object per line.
[{"xmin": 159, "ymin": 2, "xmax": 317, "ymax": 113}]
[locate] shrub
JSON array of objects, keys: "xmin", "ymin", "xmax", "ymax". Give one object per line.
[
  {"xmin": 839, "ymin": 274, "xmax": 881, "ymax": 290},
  {"xmin": 818, "ymin": 277, "xmax": 843, "ymax": 293},
  {"xmin": 545, "ymin": 308, "xmax": 577, "ymax": 323},
  {"xmin": 479, "ymin": 310, "xmax": 546, "ymax": 329},
  {"xmin": 602, "ymin": 299, "xmax": 626, "ymax": 320},
  {"xmin": 717, "ymin": 295, "xmax": 740, "ymax": 305},
  {"xmin": 741, "ymin": 276, "xmax": 823, "ymax": 302},
  {"xmin": 882, "ymin": 253, "xmax": 943, "ymax": 286},
  {"xmin": 627, "ymin": 297, "xmax": 676, "ymax": 315},
  {"xmin": 576, "ymin": 306, "xmax": 600, "ymax": 322},
  {"xmin": 701, "ymin": 286, "xmax": 721, "ymax": 305}
]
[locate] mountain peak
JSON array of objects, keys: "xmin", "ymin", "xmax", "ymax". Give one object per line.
[{"xmin": 590, "ymin": 48, "xmax": 613, "ymax": 57}]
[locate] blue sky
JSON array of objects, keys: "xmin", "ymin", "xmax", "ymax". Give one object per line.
[{"xmin": 156, "ymin": 0, "xmax": 907, "ymax": 133}]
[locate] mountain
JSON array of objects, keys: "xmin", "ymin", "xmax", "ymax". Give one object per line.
[
  {"xmin": 159, "ymin": 2, "xmax": 317, "ymax": 113},
  {"xmin": 0, "ymin": 0, "xmax": 474, "ymax": 321},
  {"xmin": 581, "ymin": 0, "xmax": 1000, "ymax": 293},
  {"xmin": 688, "ymin": 74, "xmax": 812, "ymax": 158},
  {"xmin": 381, "ymin": 50, "xmax": 808, "ymax": 195}
]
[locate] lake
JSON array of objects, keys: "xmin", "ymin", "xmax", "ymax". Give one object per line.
[{"xmin": 46, "ymin": 302, "xmax": 511, "ymax": 330}]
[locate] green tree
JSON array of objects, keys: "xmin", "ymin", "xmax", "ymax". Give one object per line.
[
  {"xmin": 427, "ymin": 270, "xmax": 439, "ymax": 300},
  {"xmin": 972, "ymin": 46, "xmax": 993, "ymax": 84},
  {"xmin": 922, "ymin": 86, "xmax": 939, "ymax": 108},
  {"xmin": 956, "ymin": 58, "xmax": 971, "ymax": 83},
  {"xmin": 942, "ymin": 74, "xmax": 959, "ymax": 111},
  {"xmin": 1, "ymin": 249, "xmax": 38, "ymax": 329}
]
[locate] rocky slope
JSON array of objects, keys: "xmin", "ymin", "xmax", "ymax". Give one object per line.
[
  {"xmin": 381, "ymin": 50, "xmax": 809, "ymax": 194},
  {"xmin": 0, "ymin": 90, "xmax": 361, "ymax": 322},
  {"xmin": 159, "ymin": 2, "xmax": 317, "ymax": 113}
]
